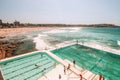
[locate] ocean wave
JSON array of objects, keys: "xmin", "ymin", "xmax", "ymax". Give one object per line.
[
  {"xmin": 43, "ymin": 29, "xmax": 66, "ymax": 33},
  {"xmin": 33, "ymin": 34, "xmax": 49, "ymax": 50},
  {"xmin": 117, "ymin": 40, "xmax": 120, "ymax": 46},
  {"xmin": 43, "ymin": 27, "xmax": 81, "ymax": 34}
]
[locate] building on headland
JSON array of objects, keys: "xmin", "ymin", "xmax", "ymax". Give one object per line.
[
  {"xmin": 14, "ymin": 20, "xmax": 20, "ymax": 27},
  {"xmin": 0, "ymin": 19, "xmax": 2, "ymax": 28},
  {"xmin": 0, "ymin": 19, "xmax": 2, "ymax": 25}
]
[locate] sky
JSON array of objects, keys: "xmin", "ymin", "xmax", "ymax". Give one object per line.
[{"xmin": 0, "ymin": 0, "xmax": 120, "ymax": 25}]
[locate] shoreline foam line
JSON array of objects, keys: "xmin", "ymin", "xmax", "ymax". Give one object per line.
[
  {"xmin": 48, "ymin": 40, "xmax": 76, "ymax": 51},
  {"xmin": 33, "ymin": 34, "xmax": 49, "ymax": 50}
]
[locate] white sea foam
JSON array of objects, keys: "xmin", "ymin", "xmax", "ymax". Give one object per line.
[
  {"xmin": 34, "ymin": 27, "xmax": 120, "ymax": 55},
  {"xmin": 43, "ymin": 27, "xmax": 81, "ymax": 34},
  {"xmin": 33, "ymin": 34, "xmax": 49, "ymax": 50},
  {"xmin": 117, "ymin": 40, "xmax": 120, "ymax": 46},
  {"xmin": 68, "ymin": 27, "xmax": 80, "ymax": 32},
  {"xmin": 43, "ymin": 29, "xmax": 66, "ymax": 33}
]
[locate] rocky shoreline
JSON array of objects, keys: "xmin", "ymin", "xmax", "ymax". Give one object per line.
[
  {"xmin": 0, "ymin": 27, "xmax": 54, "ymax": 60},
  {"xmin": 0, "ymin": 38, "xmax": 24, "ymax": 59}
]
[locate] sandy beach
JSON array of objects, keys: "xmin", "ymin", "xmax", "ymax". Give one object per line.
[{"xmin": 0, "ymin": 27, "xmax": 56, "ymax": 37}]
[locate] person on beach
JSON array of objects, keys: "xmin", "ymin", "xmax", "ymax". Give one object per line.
[
  {"xmin": 99, "ymin": 74, "xmax": 104, "ymax": 80},
  {"xmin": 80, "ymin": 74, "xmax": 82, "ymax": 80},
  {"xmin": 64, "ymin": 65, "xmax": 66, "ymax": 75},
  {"xmin": 73, "ymin": 60, "xmax": 76, "ymax": 67},
  {"xmin": 59, "ymin": 74, "xmax": 61, "ymax": 80},
  {"xmin": 67, "ymin": 64, "xmax": 70, "ymax": 70}
]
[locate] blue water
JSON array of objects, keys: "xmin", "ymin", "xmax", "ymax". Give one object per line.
[
  {"xmin": 15, "ymin": 27, "xmax": 120, "ymax": 51},
  {"xmin": 10, "ymin": 27, "xmax": 120, "ymax": 55}
]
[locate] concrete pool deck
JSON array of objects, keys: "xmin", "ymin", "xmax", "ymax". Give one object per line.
[{"xmin": 38, "ymin": 64, "xmax": 81, "ymax": 80}]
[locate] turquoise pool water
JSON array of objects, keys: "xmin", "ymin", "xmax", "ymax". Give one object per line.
[
  {"xmin": 51, "ymin": 44, "xmax": 120, "ymax": 80},
  {"xmin": 0, "ymin": 52, "xmax": 58, "ymax": 80}
]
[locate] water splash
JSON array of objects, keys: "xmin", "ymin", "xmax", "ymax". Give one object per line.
[
  {"xmin": 43, "ymin": 27, "xmax": 81, "ymax": 33},
  {"xmin": 33, "ymin": 34, "xmax": 49, "ymax": 50},
  {"xmin": 117, "ymin": 40, "xmax": 120, "ymax": 46}
]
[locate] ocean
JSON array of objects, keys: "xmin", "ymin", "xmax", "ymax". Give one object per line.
[
  {"xmin": 36, "ymin": 27, "xmax": 120, "ymax": 52},
  {"xmin": 10, "ymin": 27, "xmax": 120, "ymax": 55}
]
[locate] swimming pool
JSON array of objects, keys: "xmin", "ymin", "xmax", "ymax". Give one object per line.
[
  {"xmin": 51, "ymin": 44, "xmax": 120, "ymax": 80},
  {"xmin": 0, "ymin": 52, "xmax": 58, "ymax": 80}
]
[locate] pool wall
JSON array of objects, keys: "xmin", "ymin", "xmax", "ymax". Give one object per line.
[{"xmin": 0, "ymin": 51, "xmax": 40, "ymax": 64}]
